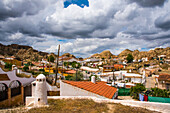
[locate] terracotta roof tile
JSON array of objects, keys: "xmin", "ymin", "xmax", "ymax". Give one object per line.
[
  {"xmin": 63, "ymin": 80, "xmax": 117, "ymax": 99},
  {"xmin": 158, "ymin": 73, "xmax": 170, "ymax": 81},
  {"xmin": 65, "ymin": 70, "xmax": 76, "ymax": 74}
]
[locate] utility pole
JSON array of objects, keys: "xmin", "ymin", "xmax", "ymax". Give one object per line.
[
  {"xmin": 62, "ymin": 57, "xmax": 63, "ymax": 77},
  {"xmin": 55, "ymin": 45, "xmax": 60, "ymax": 85},
  {"xmin": 49, "ymin": 55, "xmax": 50, "ymax": 76},
  {"xmin": 112, "ymin": 69, "xmax": 115, "ymax": 81}
]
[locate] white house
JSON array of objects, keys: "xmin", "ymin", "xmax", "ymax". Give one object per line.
[{"xmin": 60, "ymin": 76, "xmax": 118, "ymax": 99}]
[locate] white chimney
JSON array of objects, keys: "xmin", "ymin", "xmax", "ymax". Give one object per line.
[
  {"xmin": 143, "ymin": 70, "xmax": 146, "ymax": 79},
  {"xmin": 112, "ymin": 80, "xmax": 115, "ymax": 86},
  {"xmin": 91, "ymin": 76, "xmax": 96, "ymax": 84},
  {"xmin": 34, "ymin": 74, "xmax": 48, "ymax": 106}
]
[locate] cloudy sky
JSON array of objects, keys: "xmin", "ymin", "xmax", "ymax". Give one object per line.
[{"xmin": 0, "ymin": 0, "xmax": 170, "ymax": 58}]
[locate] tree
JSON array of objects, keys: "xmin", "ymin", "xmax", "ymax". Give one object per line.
[
  {"xmin": 72, "ymin": 61, "xmax": 81, "ymax": 69},
  {"xmin": 48, "ymin": 55, "xmax": 55, "ymax": 62},
  {"xmin": 5, "ymin": 63, "xmax": 12, "ymax": 70},
  {"xmin": 130, "ymin": 83, "xmax": 146, "ymax": 99},
  {"xmin": 148, "ymin": 88, "xmax": 170, "ymax": 98},
  {"xmin": 127, "ymin": 54, "xmax": 133, "ymax": 63},
  {"xmin": 23, "ymin": 66, "xmax": 29, "ymax": 72},
  {"xmin": 68, "ymin": 71, "xmax": 83, "ymax": 81}
]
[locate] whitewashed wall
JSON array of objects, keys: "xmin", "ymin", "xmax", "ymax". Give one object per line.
[
  {"xmin": 131, "ymin": 78, "xmax": 142, "ymax": 83},
  {"xmin": 60, "ymin": 81, "xmax": 107, "ymax": 99}
]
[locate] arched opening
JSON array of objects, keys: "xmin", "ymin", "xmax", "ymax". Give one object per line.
[
  {"xmin": 9, "ymin": 80, "xmax": 22, "ymax": 97},
  {"xmin": 0, "ymin": 83, "xmax": 8, "ymax": 101}
]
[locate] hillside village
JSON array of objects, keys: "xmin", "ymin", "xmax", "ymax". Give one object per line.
[{"xmin": 0, "ymin": 44, "xmax": 170, "ymax": 112}]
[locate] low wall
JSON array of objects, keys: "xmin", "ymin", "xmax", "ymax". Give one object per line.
[
  {"xmin": 47, "ymin": 91, "xmax": 60, "ymax": 96},
  {"xmin": 0, "ymin": 94, "xmax": 23, "ymax": 108}
]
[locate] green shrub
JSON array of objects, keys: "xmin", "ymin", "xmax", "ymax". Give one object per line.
[
  {"xmin": 130, "ymin": 83, "xmax": 146, "ymax": 99},
  {"xmin": 39, "ymin": 69, "xmax": 45, "ymax": 72},
  {"xmin": 5, "ymin": 62, "xmax": 12, "ymax": 70},
  {"xmin": 23, "ymin": 66, "xmax": 29, "ymax": 72}
]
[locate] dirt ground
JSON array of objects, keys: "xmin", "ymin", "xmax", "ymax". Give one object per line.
[{"xmin": 0, "ymin": 99, "xmax": 159, "ymax": 113}]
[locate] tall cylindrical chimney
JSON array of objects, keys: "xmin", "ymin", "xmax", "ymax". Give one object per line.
[{"xmin": 91, "ymin": 76, "xmax": 96, "ymax": 84}]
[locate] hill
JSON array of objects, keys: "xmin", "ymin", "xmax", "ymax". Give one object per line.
[
  {"xmin": 61, "ymin": 53, "xmax": 76, "ymax": 58},
  {"xmin": 91, "ymin": 50, "xmax": 117, "ymax": 59},
  {"xmin": 118, "ymin": 47, "xmax": 170, "ymax": 60},
  {"xmin": 0, "ymin": 43, "xmax": 49, "ymax": 61}
]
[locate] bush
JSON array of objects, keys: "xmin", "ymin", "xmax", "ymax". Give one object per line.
[
  {"xmin": 65, "ymin": 75, "xmax": 73, "ymax": 80},
  {"xmin": 130, "ymin": 83, "xmax": 146, "ymax": 99},
  {"xmin": 68, "ymin": 71, "xmax": 83, "ymax": 81},
  {"xmin": 148, "ymin": 88, "xmax": 170, "ymax": 98},
  {"xmin": 43, "ymin": 72, "xmax": 49, "ymax": 76},
  {"xmin": 39, "ymin": 69, "xmax": 45, "ymax": 72},
  {"xmin": 23, "ymin": 66, "xmax": 29, "ymax": 72},
  {"xmin": 48, "ymin": 55, "xmax": 55, "ymax": 62},
  {"xmin": 5, "ymin": 63, "xmax": 12, "ymax": 70},
  {"xmin": 127, "ymin": 54, "xmax": 133, "ymax": 63}
]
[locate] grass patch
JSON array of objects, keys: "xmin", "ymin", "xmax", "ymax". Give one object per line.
[
  {"xmin": 110, "ymin": 103, "xmax": 159, "ymax": 113},
  {"xmin": 1, "ymin": 99, "xmax": 159, "ymax": 113},
  {"xmin": 16, "ymin": 73, "xmax": 31, "ymax": 78},
  {"xmin": 27, "ymin": 99, "xmax": 108, "ymax": 113}
]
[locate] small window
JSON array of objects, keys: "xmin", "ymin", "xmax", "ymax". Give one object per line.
[
  {"xmin": 38, "ymin": 98, "xmax": 40, "ymax": 101},
  {"xmin": 39, "ymin": 79, "xmax": 42, "ymax": 82},
  {"xmin": 33, "ymin": 83, "xmax": 36, "ymax": 86}
]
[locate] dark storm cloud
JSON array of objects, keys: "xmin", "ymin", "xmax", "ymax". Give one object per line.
[
  {"xmin": 155, "ymin": 13, "xmax": 170, "ymax": 30},
  {"xmin": 128, "ymin": 0, "xmax": 167, "ymax": 7},
  {"xmin": 0, "ymin": 0, "xmax": 55, "ymax": 20},
  {"xmin": 0, "ymin": 0, "xmax": 169, "ymax": 57}
]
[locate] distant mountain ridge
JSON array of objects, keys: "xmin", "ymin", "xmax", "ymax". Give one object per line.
[
  {"xmin": 91, "ymin": 50, "xmax": 117, "ymax": 59},
  {"xmin": 0, "ymin": 43, "xmax": 49, "ymax": 61},
  {"xmin": 91, "ymin": 47, "xmax": 170, "ymax": 60},
  {"xmin": 0, "ymin": 43, "xmax": 77, "ymax": 61},
  {"xmin": 0, "ymin": 43, "xmax": 169, "ymax": 61},
  {"xmin": 118, "ymin": 47, "xmax": 170, "ymax": 60}
]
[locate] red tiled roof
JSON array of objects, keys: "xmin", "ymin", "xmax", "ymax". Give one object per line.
[
  {"xmin": 65, "ymin": 70, "xmax": 76, "ymax": 74},
  {"xmin": 62, "ymin": 80, "xmax": 117, "ymax": 99},
  {"xmin": 158, "ymin": 73, "xmax": 170, "ymax": 81},
  {"xmin": 114, "ymin": 64, "xmax": 123, "ymax": 68}
]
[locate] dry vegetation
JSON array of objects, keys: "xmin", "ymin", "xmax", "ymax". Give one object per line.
[
  {"xmin": 1, "ymin": 99, "xmax": 159, "ymax": 113},
  {"xmin": 16, "ymin": 73, "xmax": 31, "ymax": 78}
]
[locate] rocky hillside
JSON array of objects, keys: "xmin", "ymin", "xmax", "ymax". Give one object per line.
[
  {"xmin": 61, "ymin": 53, "xmax": 76, "ymax": 58},
  {"xmin": 91, "ymin": 50, "xmax": 117, "ymax": 59},
  {"xmin": 118, "ymin": 47, "xmax": 170, "ymax": 60},
  {"xmin": 0, "ymin": 43, "xmax": 49, "ymax": 61}
]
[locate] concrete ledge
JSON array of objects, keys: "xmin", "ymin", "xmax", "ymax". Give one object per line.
[
  {"xmin": 26, "ymin": 97, "xmax": 34, "ymax": 106},
  {"xmin": 47, "ymin": 96, "xmax": 170, "ymax": 113}
]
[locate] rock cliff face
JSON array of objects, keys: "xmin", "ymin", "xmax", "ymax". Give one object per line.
[
  {"xmin": 0, "ymin": 43, "xmax": 49, "ymax": 61},
  {"xmin": 61, "ymin": 53, "xmax": 76, "ymax": 58},
  {"xmin": 91, "ymin": 47, "xmax": 170, "ymax": 60},
  {"xmin": 118, "ymin": 47, "xmax": 170, "ymax": 60},
  {"xmin": 91, "ymin": 50, "xmax": 117, "ymax": 59}
]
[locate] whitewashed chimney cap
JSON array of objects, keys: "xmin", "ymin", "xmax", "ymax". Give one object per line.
[{"xmin": 36, "ymin": 74, "xmax": 46, "ymax": 79}]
